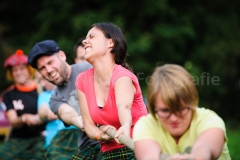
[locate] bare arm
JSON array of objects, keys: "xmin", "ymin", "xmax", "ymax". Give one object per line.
[
  {"xmin": 6, "ymin": 109, "xmax": 25, "ymax": 128},
  {"xmin": 38, "ymin": 104, "xmax": 58, "ymax": 121},
  {"xmin": 191, "ymin": 128, "xmax": 225, "ymax": 159},
  {"xmin": 114, "ymin": 76, "xmax": 136, "ymax": 141},
  {"xmin": 169, "ymin": 128, "xmax": 225, "ymax": 160},
  {"xmin": 76, "ymin": 89, "xmax": 104, "ymax": 139},
  {"xmin": 58, "ymin": 103, "xmax": 84, "ymax": 130},
  {"xmin": 6, "ymin": 109, "xmax": 42, "ymax": 128},
  {"xmin": 134, "ymin": 139, "xmax": 161, "ymax": 160}
]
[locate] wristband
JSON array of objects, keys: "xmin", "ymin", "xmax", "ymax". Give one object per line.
[{"xmin": 96, "ymin": 132, "xmax": 101, "ymax": 141}]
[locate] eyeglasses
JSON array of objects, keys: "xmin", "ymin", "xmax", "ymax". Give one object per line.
[{"xmin": 154, "ymin": 107, "xmax": 190, "ymax": 119}]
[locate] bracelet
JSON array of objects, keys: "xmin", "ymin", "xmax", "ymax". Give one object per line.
[{"xmin": 96, "ymin": 132, "xmax": 101, "ymax": 141}]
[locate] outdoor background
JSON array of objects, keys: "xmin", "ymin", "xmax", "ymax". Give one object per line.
[{"xmin": 0, "ymin": 0, "xmax": 239, "ymax": 159}]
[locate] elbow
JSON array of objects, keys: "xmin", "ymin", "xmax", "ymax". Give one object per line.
[
  {"xmin": 117, "ymin": 103, "xmax": 132, "ymax": 110},
  {"xmin": 118, "ymin": 105, "xmax": 132, "ymax": 116}
]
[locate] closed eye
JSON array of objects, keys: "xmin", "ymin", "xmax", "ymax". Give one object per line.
[
  {"xmin": 161, "ymin": 109, "xmax": 170, "ymax": 113},
  {"xmin": 89, "ymin": 34, "xmax": 94, "ymax": 39},
  {"xmin": 47, "ymin": 60, "xmax": 53, "ymax": 65},
  {"xmin": 38, "ymin": 66, "xmax": 44, "ymax": 72}
]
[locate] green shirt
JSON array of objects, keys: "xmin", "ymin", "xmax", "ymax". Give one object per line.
[{"xmin": 133, "ymin": 107, "xmax": 231, "ymax": 160}]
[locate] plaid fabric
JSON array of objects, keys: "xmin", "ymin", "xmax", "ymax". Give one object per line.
[
  {"xmin": 70, "ymin": 143, "xmax": 101, "ymax": 160},
  {"xmin": 4, "ymin": 50, "xmax": 28, "ymax": 68},
  {"xmin": 101, "ymin": 146, "xmax": 135, "ymax": 160},
  {"xmin": 0, "ymin": 136, "xmax": 45, "ymax": 160},
  {"xmin": 44, "ymin": 129, "xmax": 79, "ymax": 160}
]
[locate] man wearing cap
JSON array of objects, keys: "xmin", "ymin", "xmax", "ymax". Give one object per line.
[
  {"xmin": 28, "ymin": 40, "xmax": 100, "ymax": 159},
  {"xmin": 0, "ymin": 50, "xmax": 46, "ymax": 159}
]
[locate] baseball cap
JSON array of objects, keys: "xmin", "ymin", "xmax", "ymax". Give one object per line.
[{"xmin": 28, "ymin": 40, "xmax": 60, "ymax": 69}]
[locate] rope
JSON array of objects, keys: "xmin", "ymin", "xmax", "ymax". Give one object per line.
[{"xmin": 99, "ymin": 125, "xmax": 170, "ymax": 160}]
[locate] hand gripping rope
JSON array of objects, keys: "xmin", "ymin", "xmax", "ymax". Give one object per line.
[{"xmin": 99, "ymin": 125, "xmax": 172, "ymax": 160}]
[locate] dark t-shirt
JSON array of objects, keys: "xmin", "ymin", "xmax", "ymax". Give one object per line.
[{"xmin": 3, "ymin": 86, "xmax": 46, "ymax": 138}]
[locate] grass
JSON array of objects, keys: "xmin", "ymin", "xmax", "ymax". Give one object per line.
[
  {"xmin": 0, "ymin": 136, "xmax": 4, "ymax": 146},
  {"xmin": 227, "ymin": 128, "xmax": 240, "ymax": 159}
]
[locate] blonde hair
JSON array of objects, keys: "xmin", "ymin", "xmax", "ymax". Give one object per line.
[
  {"xmin": 147, "ymin": 64, "xmax": 199, "ymax": 120},
  {"xmin": 6, "ymin": 65, "xmax": 35, "ymax": 81}
]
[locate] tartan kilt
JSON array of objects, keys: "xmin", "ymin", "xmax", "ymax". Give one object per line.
[
  {"xmin": 44, "ymin": 129, "xmax": 79, "ymax": 160},
  {"xmin": 70, "ymin": 143, "xmax": 101, "ymax": 160},
  {"xmin": 0, "ymin": 136, "xmax": 45, "ymax": 160},
  {"xmin": 101, "ymin": 146, "xmax": 135, "ymax": 160}
]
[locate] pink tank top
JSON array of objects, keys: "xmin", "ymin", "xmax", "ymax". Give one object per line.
[{"xmin": 76, "ymin": 64, "xmax": 147, "ymax": 152}]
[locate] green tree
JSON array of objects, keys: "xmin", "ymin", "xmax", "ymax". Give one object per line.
[{"xmin": 0, "ymin": 0, "xmax": 240, "ymax": 122}]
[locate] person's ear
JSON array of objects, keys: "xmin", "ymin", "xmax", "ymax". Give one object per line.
[
  {"xmin": 58, "ymin": 51, "xmax": 66, "ymax": 61},
  {"xmin": 109, "ymin": 39, "xmax": 114, "ymax": 48}
]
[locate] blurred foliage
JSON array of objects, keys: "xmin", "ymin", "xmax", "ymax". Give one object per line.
[{"xmin": 0, "ymin": 0, "xmax": 240, "ymax": 121}]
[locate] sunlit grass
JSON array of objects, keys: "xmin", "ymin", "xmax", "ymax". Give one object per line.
[{"xmin": 227, "ymin": 128, "xmax": 240, "ymax": 160}]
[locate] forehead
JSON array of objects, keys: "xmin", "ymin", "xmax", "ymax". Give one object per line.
[
  {"xmin": 87, "ymin": 27, "xmax": 102, "ymax": 36},
  {"xmin": 11, "ymin": 64, "xmax": 28, "ymax": 70},
  {"xmin": 154, "ymin": 92, "xmax": 167, "ymax": 109},
  {"xmin": 36, "ymin": 54, "xmax": 56, "ymax": 67}
]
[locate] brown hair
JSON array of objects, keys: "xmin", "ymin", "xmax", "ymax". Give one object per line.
[
  {"xmin": 91, "ymin": 22, "xmax": 132, "ymax": 72},
  {"xmin": 147, "ymin": 64, "xmax": 199, "ymax": 120}
]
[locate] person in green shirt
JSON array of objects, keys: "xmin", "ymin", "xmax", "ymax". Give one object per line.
[{"xmin": 133, "ymin": 64, "xmax": 231, "ymax": 160}]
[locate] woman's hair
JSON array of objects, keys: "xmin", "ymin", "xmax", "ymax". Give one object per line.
[
  {"xmin": 91, "ymin": 22, "xmax": 132, "ymax": 71},
  {"xmin": 147, "ymin": 64, "xmax": 199, "ymax": 120},
  {"xmin": 73, "ymin": 37, "xmax": 85, "ymax": 58}
]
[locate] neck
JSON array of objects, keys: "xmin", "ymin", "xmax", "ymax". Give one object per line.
[
  {"xmin": 15, "ymin": 79, "xmax": 37, "ymax": 92},
  {"xmin": 173, "ymin": 136, "xmax": 180, "ymax": 144},
  {"xmin": 93, "ymin": 61, "xmax": 116, "ymax": 83},
  {"xmin": 66, "ymin": 63, "xmax": 72, "ymax": 81}
]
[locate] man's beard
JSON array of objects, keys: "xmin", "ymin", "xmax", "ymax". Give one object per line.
[
  {"xmin": 44, "ymin": 63, "xmax": 68, "ymax": 86},
  {"xmin": 48, "ymin": 77, "xmax": 67, "ymax": 86}
]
